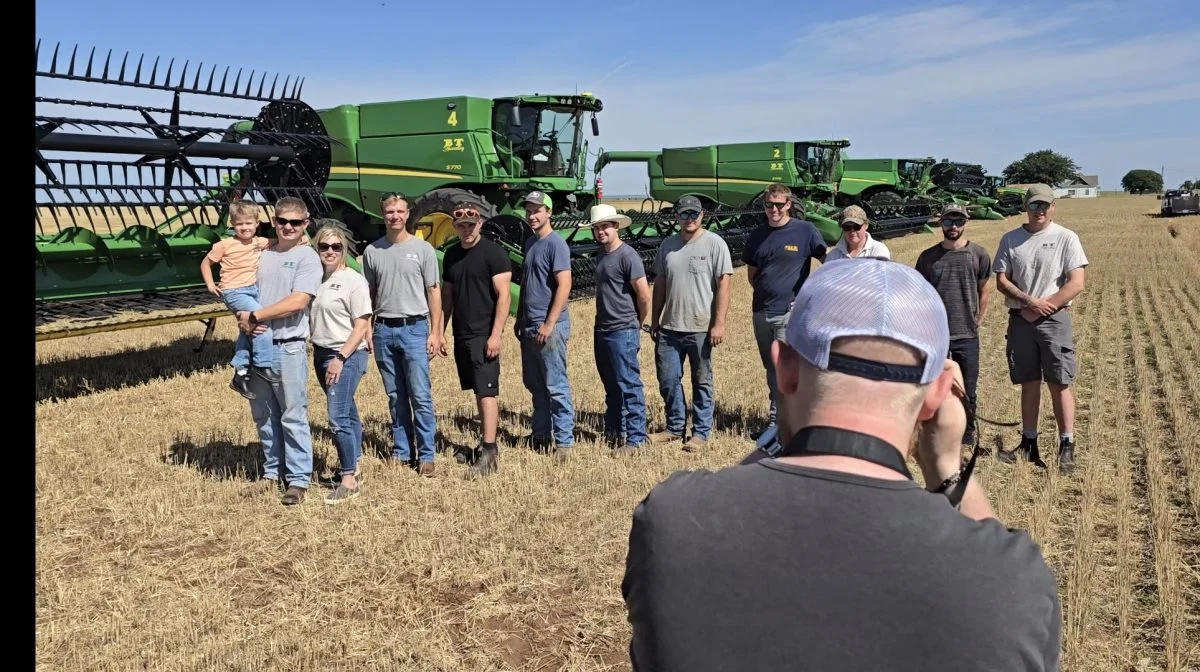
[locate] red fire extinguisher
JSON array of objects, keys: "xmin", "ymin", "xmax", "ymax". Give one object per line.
[{"xmin": 596, "ymin": 176, "xmax": 604, "ymax": 202}]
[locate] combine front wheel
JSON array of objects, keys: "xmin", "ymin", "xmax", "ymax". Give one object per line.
[{"xmin": 409, "ymin": 188, "xmax": 497, "ymax": 248}]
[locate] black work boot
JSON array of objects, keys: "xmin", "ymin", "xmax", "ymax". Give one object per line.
[
  {"xmin": 468, "ymin": 445, "xmax": 498, "ymax": 478},
  {"xmin": 998, "ymin": 435, "xmax": 1039, "ymax": 464},
  {"xmin": 229, "ymin": 372, "xmax": 255, "ymax": 400},
  {"xmin": 1058, "ymin": 438, "xmax": 1076, "ymax": 475}
]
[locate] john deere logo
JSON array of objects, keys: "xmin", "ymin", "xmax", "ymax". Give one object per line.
[{"xmin": 282, "ymin": 261, "xmax": 296, "ymax": 269}]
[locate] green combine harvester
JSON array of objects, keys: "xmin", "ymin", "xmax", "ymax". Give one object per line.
[
  {"xmin": 924, "ymin": 160, "xmax": 1009, "ymax": 220},
  {"xmin": 595, "ymin": 139, "xmax": 938, "ymax": 247},
  {"xmin": 33, "ymin": 40, "xmax": 761, "ymax": 337},
  {"xmin": 835, "ymin": 157, "xmax": 942, "ymax": 229}
]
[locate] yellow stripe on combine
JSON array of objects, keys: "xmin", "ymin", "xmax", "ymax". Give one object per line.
[
  {"xmin": 662, "ymin": 177, "xmax": 782, "ymax": 186},
  {"xmin": 330, "ymin": 166, "xmax": 464, "ymax": 180},
  {"xmin": 839, "ymin": 177, "xmax": 887, "ymax": 183}
]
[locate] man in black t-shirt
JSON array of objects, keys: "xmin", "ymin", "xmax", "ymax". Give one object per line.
[
  {"xmin": 621, "ymin": 258, "xmax": 1061, "ymax": 671},
  {"xmin": 743, "ymin": 183, "xmax": 827, "ymax": 438},
  {"xmin": 441, "ymin": 210, "xmax": 513, "ymax": 476},
  {"xmin": 915, "ymin": 203, "xmax": 992, "ymax": 446}
]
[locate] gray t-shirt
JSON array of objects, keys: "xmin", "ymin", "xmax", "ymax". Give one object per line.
[
  {"xmin": 595, "ymin": 243, "xmax": 647, "ymax": 332},
  {"xmin": 310, "ymin": 268, "xmax": 373, "ymax": 350},
  {"xmin": 362, "ymin": 236, "xmax": 439, "ymax": 318},
  {"xmin": 520, "ymin": 232, "xmax": 572, "ymax": 327},
  {"xmin": 651, "ymin": 230, "xmax": 733, "ymax": 333},
  {"xmin": 992, "ymin": 222, "xmax": 1088, "ymax": 310},
  {"xmin": 257, "ymin": 243, "xmax": 322, "ymax": 340},
  {"xmin": 622, "ymin": 459, "xmax": 1063, "ymax": 671},
  {"xmin": 915, "ymin": 241, "xmax": 992, "ymax": 341}
]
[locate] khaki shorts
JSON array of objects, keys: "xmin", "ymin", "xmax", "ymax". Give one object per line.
[{"xmin": 1005, "ymin": 308, "xmax": 1076, "ymax": 385}]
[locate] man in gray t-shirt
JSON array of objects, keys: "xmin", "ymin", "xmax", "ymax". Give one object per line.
[
  {"xmin": 992, "ymin": 183, "xmax": 1088, "ymax": 473},
  {"xmin": 648, "ymin": 196, "xmax": 733, "ymax": 451},
  {"xmin": 236, "ymin": 197, "xmax": 323, "ymax": 506},
  {"xmin": 514, "ymin": 191, "xmax": 576, "ymax": 453},
  {"xmin": 622, "ymin": 258, "xmax": 1061, "ymax": 671},
  {"xmin": 362, "ymin": 193, "xmax": 443, "ymax": 474},
  {"xmin": 589, "ymin": 204, "xmax": 651, "ymax": 451},
  {"xmin": 915, "ymin": 203, "xmax": 992, "ymax": 446}
]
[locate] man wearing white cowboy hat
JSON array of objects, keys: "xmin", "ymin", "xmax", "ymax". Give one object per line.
[{"xmin": 588, "ymin": 203, "xmax": 652, "ymax": 453}]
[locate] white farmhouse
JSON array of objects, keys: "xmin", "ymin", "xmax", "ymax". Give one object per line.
[{"xmin": 1054, "ymin": 175, "xmax": 1099, "ymax": 198}]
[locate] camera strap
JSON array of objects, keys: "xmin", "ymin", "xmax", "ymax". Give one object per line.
[{"xmin": 752, "ymin": 425, "xmax": 913, "ymax": 480}]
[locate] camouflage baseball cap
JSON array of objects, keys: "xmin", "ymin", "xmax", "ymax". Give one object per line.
[
  {"xmin": 939, "ymin": 203, "xmax": 970, "ymax": 219},
  {"xmin": 522, "ymin": 191, "xmax": 553, "ymax": 209},
  {"xmin": 1025, "ymin": 183, "xmax": 1055, "ymax": 205},
  {"xmin": 840, "ymin": 204, "xmax": 868, "ymax": 225}
]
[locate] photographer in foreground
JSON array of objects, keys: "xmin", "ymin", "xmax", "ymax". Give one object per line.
[{"xmin": 621, "ymin": 258, "xmax": 1061, "ymax": 671}]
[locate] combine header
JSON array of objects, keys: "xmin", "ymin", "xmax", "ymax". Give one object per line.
[
  {"xmin": 35, "ymin": 40, "xmax": 333, "ymax": 339},
  {"xmin": 835, "ymin": 157, "xmax": 941, "ymax": 235}
]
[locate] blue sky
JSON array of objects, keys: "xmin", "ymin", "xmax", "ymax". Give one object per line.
[{"xmin": 37, "ymin": 0, "xmax": 1200, "ymax": 195}]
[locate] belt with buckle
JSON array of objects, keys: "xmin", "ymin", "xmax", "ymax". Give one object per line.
[
  {"xmin": 377, "ymin": 314, "xmax": 428, "ymax": 327},
  {"xmin": 273, "ymin": 336, "xmax": 307, "ymax": 344}
]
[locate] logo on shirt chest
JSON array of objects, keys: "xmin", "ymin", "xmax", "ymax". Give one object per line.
[
  {"xmin": 282, "ymin": 261, "xmax": 296, "ymax": 269},
  {"xmin": 784, "ymin": 244, "xmax": 798, "ymax": 252},
  {"xmin": 405, "ymin": 253, "xmax": 420, "ymax": 262},
  {"xmin": 328, "ymin": 283, "xmax": 341, "ymax": 290}
]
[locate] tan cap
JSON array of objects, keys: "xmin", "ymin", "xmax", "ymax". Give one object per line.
[
  {"xmin": 840, "ymin": 204, "xmax": 868, "ymax": 225},
  {"xmin": 1025, "ymin": 183, "xmax": 1055, "ymax": 205}
]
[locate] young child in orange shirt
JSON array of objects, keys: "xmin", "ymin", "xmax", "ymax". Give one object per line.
[{"xmin": 200, "ymin": 201, "xmax": 304, "ymax": 399}]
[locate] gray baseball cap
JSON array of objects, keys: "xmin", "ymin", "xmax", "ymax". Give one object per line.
[
  {"xmin": 675, "ymin": 195, "xmax": 703, "ymax": 214},
  {"xmin": 785, "ymin": 258, "xmax": 950, "ymax": 385},
  {"xmin": 1025, "ymin": 183, "xmax": 1055, "ymax": 205}
]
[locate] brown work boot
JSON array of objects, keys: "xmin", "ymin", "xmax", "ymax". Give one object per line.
[
  {"xmin": 612, "ymin": 442, "xmax": 646, "ymax": 456},
  {"xmin": 417, "ymin": 461, "xmax": 436, "ymax": 477},
  {"xmin": 647, "ymin": 430, "xmax": 683, "ymax": 444},
  {"xmin": 280, "ymin": 485, "xmax": 306, "ymax": 506},
  {"xmin": 682, "ymin": 435, "xmax": 708, "ymax": 452},
  {"xmin": 467, "ymin": 445, "xmax": 498, "ymax": 478}
]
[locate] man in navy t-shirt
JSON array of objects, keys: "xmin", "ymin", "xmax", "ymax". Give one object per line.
[{"xmin": 742, "ymin": 184, "xmax": 828, "ymax": 437}]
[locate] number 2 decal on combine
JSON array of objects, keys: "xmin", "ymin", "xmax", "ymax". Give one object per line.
[
  {"xmin": 447, "ymin": 110, "xmax": 458, "ymax": 127},
  {"xmin": 772, "ymin": 147, "xmax": 781, "ymax": 158},
  {"xmin": 442, "ymin": 138, "xmax": 465, "ymax": 152}
]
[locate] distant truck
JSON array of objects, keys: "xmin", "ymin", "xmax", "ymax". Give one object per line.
[{"xmin": 1161, "ymin": 189, "xmax": 1200, "ymax": 216}]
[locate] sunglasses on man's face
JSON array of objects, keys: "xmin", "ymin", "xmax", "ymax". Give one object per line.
[
  {"xmin": 677, "ymin": 211, "xmax": 700, "ymax": 221},
  {"xmin": 1027, "ymin": 202, "xmax": 1051, "ymax": 212},
  {"xmin": 318, "ymin": 242, "xmax": 343, "ymax": 252},
  {"xmin": 275, "ymin": 216, "xmax": 305, "ymax": 228},
  {"xmin": 765, "ymin": 201, "xmax": 789, "ymax": 210},
  {"xmin": 941, "ymin": 217, "xmax": 967, "ymax": 228},
  {"xmin": 841, "ymin": 223, "xmax": 864, "ymax": 232}
]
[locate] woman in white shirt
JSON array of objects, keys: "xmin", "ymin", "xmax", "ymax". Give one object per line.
[
  {"xmin": 309, "ymin": 223, "xmax": 373, "ymax": 504},
  {"xmin": 824, "ymin": 205, "xmax": 891, "ymax": 261}
]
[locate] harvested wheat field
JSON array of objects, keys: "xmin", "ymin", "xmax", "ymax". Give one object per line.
[{"xmin": 35, "ymin": 195, "xmax": 1200, "ymax": 671}]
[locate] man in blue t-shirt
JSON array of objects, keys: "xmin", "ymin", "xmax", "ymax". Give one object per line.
[
  {"xmin": 742, "ymin": 184, "xmax": 828, "ymax": 437},
  {"xmin": 514, "ymin": 191, "xmax": 576, "ymax": 454}
]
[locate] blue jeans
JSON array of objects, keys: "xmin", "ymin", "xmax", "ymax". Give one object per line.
[
  {"xmin": 222, "ymin": 285, "xmax": 277, "ymax": 370},
  {"xmin": 520, "ymin": 318, "xmax": 575, "ymax": 447},
  {"xmin": 372, "ymin": 319, "xmax": 436, "ymax": 463},
  {"xmin": 313, "ymin": 346, "xmax": 369, "ymax": 477},
  {"xmin": 655, "ymin": 329, "xmax": 715, "ymax": 439},
  {"xmin": 752, "ymin": 310, "xmax": 790, "ymax": 425},
  {"xmin": 594, "ymin": 327, "xmax": 647, "ymax": 446},
  {"xmin": 248, "ymin": 339, "xmax": 313, "ymax": 488}
]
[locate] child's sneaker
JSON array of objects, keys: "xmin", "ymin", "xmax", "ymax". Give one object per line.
[{"xmin": 229, "ymin": 371, "xmax": 255, "ymax": 400}]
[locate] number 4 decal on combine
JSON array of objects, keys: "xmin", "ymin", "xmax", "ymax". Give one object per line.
[{"xmin": 447, "ymin": 110, "xmax": 458, "ymax": 127}]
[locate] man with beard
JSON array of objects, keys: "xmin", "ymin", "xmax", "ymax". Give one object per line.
[
  {"xmin": 620, "ymin": 258, "xmax": 1061, "ymax": 671},
  {"xmin": 915, "ymin": 203, "xmax": 992, "ymax": 447}
]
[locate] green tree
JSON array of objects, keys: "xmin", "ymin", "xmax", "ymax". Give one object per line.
[
  {"xmin": 1121, "ymin": 169, "xmax": 1163, "ymax": 194},
  {"xmin": 1002, "ymin": 149, "xmax": 1082, "ymax": 186},
  {"xmin": 1182, "ymin": 180, "xmax": 1195, "ymax": 190}
]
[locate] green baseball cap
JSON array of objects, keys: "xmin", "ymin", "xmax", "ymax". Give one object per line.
[
  {"xmin": 1025, "ymin": 183, "xmax": 1055, "ymax": 205},
  {"xmin": 522, "ymin": 191, "xmax": 553, "ymax": 210}
]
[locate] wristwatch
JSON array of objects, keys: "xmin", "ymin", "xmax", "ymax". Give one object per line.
[
  {"xmin": 248, "ymin": 311, "xmax": 260, "ymax": 324},
  {"xmin": 335, "ymin": 351, "xmax": 348, "ymax": 362}
]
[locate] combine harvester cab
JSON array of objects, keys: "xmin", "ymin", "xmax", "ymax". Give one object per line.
[
  {"xmin": 595, "ymin": 139, "xmax": 849, "ymax": 254},
  {"xmin": 35, "ymin": 40, "xmax": 334, "ymax": 340},
  {"xmin": 835, "ymin": 157, "xmax": 940, "ymax": 237},
  {"xmin": 315, "ymin": 92, "xmax": 643, "ymax": 302}
]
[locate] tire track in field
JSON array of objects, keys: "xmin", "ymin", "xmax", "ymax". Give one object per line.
[
  {"xmin": 1061, "ymin": 281, "xmax": 1117, "ymax": 670},
  {"xmin": 1118, "ymin": 285, "xmax": 1162, "ymax": 670},
  {"xmin": 1129, "ymin": 282, "xmax": 1195, "ymax": 672}
]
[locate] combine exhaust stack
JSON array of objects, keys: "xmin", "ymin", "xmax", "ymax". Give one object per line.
[{"xmin": 35, "ymin": 40, "xmax": 333, "ymax": 329}]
